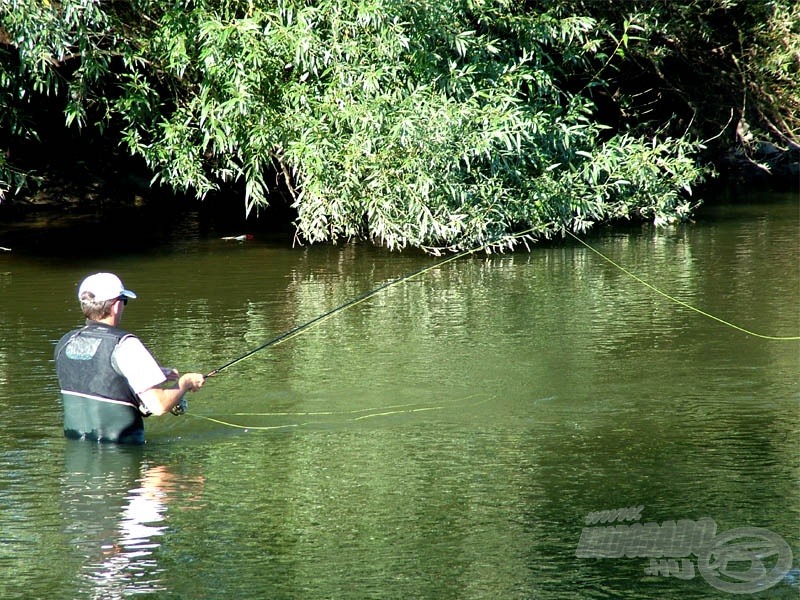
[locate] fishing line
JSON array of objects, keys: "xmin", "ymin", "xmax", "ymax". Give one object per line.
[
  {"xmin": 185, "ymin": 405, "xmax": 445, "ymax": 431},
  {"xmin": 228, "ymin": 402, "xmax": 427, "ymax": 417},
  {"xmin": 352, "ymin": 395, "xmax": 497, "ymax": 421},
  {"xmin": 185, "ymin": 394, "xmax": 496, "ymax": 431},
  {"xmin": 565, "ymin": 230, "xmax": 800, "ymax": 341},
  {"xmin": 187, "ymin": 413, "xmax": 303, "ymax": 431}
]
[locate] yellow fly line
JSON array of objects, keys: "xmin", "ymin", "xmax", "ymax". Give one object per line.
[
  {"xmin": 564, "ymin": 230, "xmax": 800, "ymax": 341},
  {"xmin": 187, "ymin": 396, "xmax": 495, "ymax": 431}
]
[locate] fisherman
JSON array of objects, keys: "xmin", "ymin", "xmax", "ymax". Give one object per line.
[{"xmin": 54, "ymin": 272, "xmax": 205, "ymax": 444}]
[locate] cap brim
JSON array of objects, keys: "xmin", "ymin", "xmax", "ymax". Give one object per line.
[{"xmin": 121, "ymin": 289, "xmax": 138, "ymax": 299}]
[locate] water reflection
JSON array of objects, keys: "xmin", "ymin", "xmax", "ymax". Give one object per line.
[{"xmin": 60, "ymin": 442, "xmax": 204, "ymax": 598}]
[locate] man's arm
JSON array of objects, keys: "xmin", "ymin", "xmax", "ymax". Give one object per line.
[
  {"xmin": 114, "ymin": 337, "xmax": 205, "ymax": 416},
  {"xmin": 138, "ymin": 373, "xmax": 205, "ymax": 416}
]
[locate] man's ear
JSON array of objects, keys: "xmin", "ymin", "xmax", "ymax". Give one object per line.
[{"xmin": 110, "ymin": 299, "xmax": 123, "ymax": 320}]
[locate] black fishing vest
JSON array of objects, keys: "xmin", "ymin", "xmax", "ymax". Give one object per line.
[{"xmin": 54, "ymin": 322, "xmax": 147, "ymax": 444}]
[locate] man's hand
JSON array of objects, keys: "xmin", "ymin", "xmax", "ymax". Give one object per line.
[
  {"xmin": 179, "ymin": 373, "xmax": 205, "ymax": 392},
  {"xmin": 140, "ymin": 372, "xmax": 205, "ymax": 416}
]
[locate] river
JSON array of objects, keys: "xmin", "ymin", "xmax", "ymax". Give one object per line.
[{"xmin": 0, "ymin": 190, "xmax": 797, "ymax": 598}]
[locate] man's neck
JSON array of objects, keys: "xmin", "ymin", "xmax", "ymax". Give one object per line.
[{"xmin": 90, "ymin": 316, "xmax": 117, "ymax": 327}]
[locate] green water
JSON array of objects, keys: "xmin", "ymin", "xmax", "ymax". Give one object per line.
[{"xmin": 0, "ymin": 195, "xmax": 798, "ymax": 598}]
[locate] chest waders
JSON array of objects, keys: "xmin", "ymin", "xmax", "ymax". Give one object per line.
[{"xmin": 55, "ymin": 322, "xmax": 147, "ymax": 444}]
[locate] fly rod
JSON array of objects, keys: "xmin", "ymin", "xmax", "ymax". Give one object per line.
[
  {"xmin": 203, "ymin": 262, "xmax": 434, "ymax": 378},
  {"xmin": 202, "ymin": 233, "xmax": 520, "ymax": 378}
]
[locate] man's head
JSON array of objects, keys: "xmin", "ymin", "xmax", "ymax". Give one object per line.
[{"xmin": 78, "ymin": 273, "xmax": 137, "ymax": 321}]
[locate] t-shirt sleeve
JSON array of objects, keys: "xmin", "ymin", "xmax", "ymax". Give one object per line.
[{"xmin": 113, "ymin": 336, "xmax": 167, "ymax": 395}]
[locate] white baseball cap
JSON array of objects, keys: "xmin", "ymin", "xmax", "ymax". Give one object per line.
[{"xmin": 78, "ymin": 272, "xmax": 138, "ymax": 302}]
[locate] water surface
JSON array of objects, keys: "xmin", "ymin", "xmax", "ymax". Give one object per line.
[{"xmin": 0, "ymin": 194, "xmax": 798, "ymax": 598}]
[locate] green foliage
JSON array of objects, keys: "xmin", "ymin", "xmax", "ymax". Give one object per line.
[
  {"xmin": 741, "ymin": 0, "xmax": 800, "ymax": 143},
  {"xmin": 561, "ymin": 0, "xmax": 800, "ymax": 150},
  {"xmin": 9, "ymin": 0, "xmax": 778, "ymax": 252}
]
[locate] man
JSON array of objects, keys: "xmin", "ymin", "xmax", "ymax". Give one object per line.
[{"xmin": 54, "ymin": 272, "xmax": 205, "ymax": 444}]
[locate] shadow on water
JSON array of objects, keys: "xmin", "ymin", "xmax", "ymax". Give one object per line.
[{"xmin": 0, "ymin": 192, "xmax": 297, "ymax": 260}]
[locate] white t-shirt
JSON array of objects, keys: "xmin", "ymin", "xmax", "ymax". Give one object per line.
[{"xmin": 112, "ymin": 336, "xmax": 167, "ymax": 414}]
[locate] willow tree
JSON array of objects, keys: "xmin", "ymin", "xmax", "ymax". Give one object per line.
[{"xmin": 0, "ymin": 0, "xmax": 738, "ymax": 251}]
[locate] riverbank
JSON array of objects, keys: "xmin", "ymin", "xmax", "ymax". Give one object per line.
[{"xmin": 0, "ymin": 144, "xmax": 796, "ymax": 256}]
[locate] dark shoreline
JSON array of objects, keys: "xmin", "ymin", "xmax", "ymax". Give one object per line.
[{"xmin": 0, "ymin": 147, "xmax": 796, "ymax": 257}]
